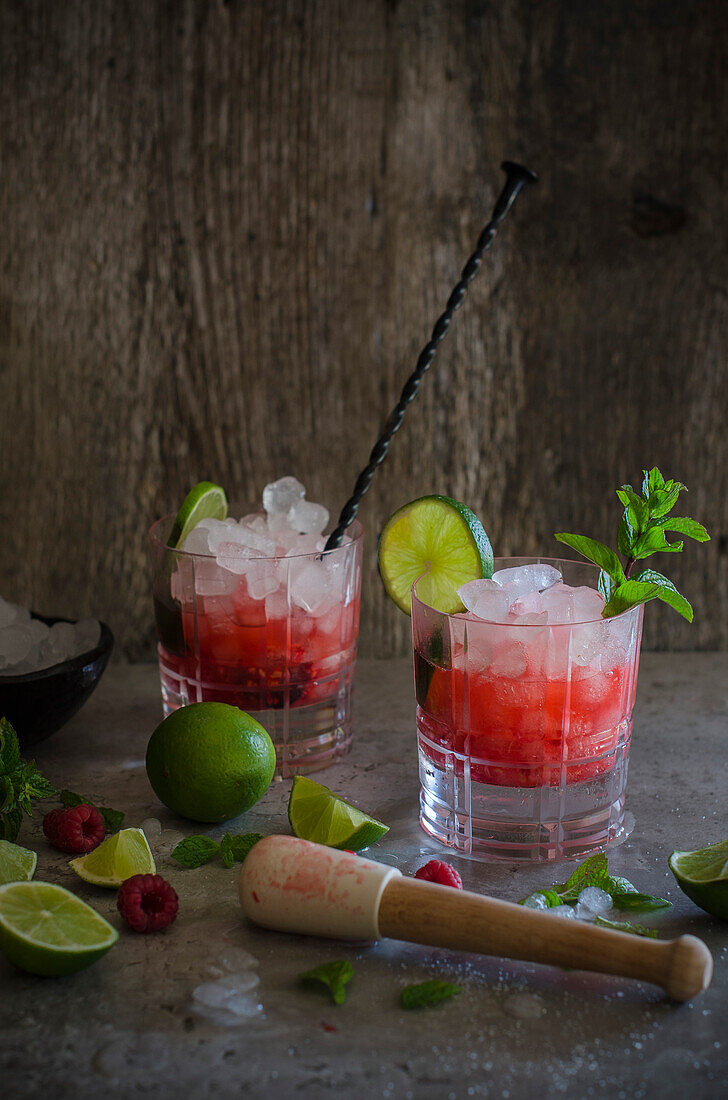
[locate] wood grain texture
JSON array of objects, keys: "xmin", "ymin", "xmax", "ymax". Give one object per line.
[{"xmin": 0, "ymin": 0, "xmax": 726, "ymax": 659}]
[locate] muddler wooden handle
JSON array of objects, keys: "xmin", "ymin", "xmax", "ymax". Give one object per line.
[{"xmin": 378, "ymin": 876, "xmax": 712, "ymax": 1002}]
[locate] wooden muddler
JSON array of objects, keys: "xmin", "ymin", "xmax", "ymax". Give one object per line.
[{"xmin": 239, "ymin": 836, "xmax": 712, "ymax": 1002}]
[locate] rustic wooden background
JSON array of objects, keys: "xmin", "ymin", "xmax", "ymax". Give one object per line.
[{"xmin": 1, "ymin": 0, "xmax": 726, "ymax": 660}]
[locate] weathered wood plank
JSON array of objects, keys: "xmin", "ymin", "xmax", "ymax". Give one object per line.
[{"xmin": 0, "ymin": 0, "xmax": 726, "ymax": 659}]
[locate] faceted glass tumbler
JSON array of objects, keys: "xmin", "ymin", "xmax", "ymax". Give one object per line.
[
  {"xmin": 412, "ymin": 558, "xmax": 644, "ymax": 862},
  {"xmin": 149, "ymin": 515, "xmax": 363, "ymax": 776}
]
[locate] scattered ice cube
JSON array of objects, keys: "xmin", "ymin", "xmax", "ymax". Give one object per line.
[
  {"xmin": 576, "ymin": 886, "xmax": 612, "ymax": 914},
  {"xmin": 522, "ymin": 893, "xmax": 549, "ymax": 910},
  {"xmin": 219, "ymin": 948, "xmax": 259, "ymax": 973},
  {"xmin": 458, "ymin": 578, "xmax": 503, "ymax": 612},
  {"xmin": 550, "ymin": 904, "xmax": 576, "ymax": 919},
  {"xmin": 263, "ymin": 476, "xmax": 305, "ymax": 515},
  {"xmin": 492, "ymin": 564, "xmax": 562, "ymax": 597},
  {"xmin": 287, "ymin": 499, "xmax": 329, "ymax": 535},
  {"xmin": 140, "ymin": 817, "xmax": 162, "ymax": 839}
]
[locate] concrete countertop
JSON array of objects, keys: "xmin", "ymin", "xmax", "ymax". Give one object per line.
[{"xmin": 2, "ymin": 656, "xmax": 727, "ymax": 1100}]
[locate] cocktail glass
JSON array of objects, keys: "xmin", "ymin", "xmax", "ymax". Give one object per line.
[
  {"xmin": 149, "ymin": 514, "xmax": 363, "ymax": 776},
  {"xmin": 412, "ymin": 557, "xmax": 644, "ymax": 862}
]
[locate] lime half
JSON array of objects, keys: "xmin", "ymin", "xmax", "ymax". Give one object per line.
[
  {"xmin": 0, "ymin": 839, "xmax": 37, "ymax": 885},
  {"xmin": 169, "ymin": 481, "xmax": 228, "ymax": 549},
  {"xmin": 69, "ymin": 827, "xmax": 156, "ymax": 888},
  {"xmin": 378, "ymin": 495, "xmax": 493, "ymax": 614},
  {"xmin": 0, "ymin": 881, "xmax": 118, "ymax": 976},
  {"xmin": 288, "ymin": 776, "xmax": 389, "ymax": 851},
  {"xmin": 669, "ymin": 839, "xmax": 728, "ymax": 920}
]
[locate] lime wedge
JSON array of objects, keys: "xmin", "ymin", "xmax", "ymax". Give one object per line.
[
  {"xmin": 288, "ymin": 776, "xmax": 389, "ymax": 851},
  {"xmin": 669, "ymin": 839, "xmax": 728, "ymax": 920},
  {"xmin": 168, "ymin": 481, "xmax": 228, "ymax": 549},
  {"xmin": 378, "ymin": 494, "xmax": 493, "ymax": 614},
  {"xmin": 0, "ymin": 881, "xmax": 118, "ymax": 976},
  {"xmin": 0, "ymin": 839, "xmax": 37, "ymax": 885},
  {"xmin": 69, "ymin": 827, "xmax": 156, "ymax": 888}
]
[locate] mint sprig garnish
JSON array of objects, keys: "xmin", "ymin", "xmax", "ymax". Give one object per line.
[
  {"xmin": 300, "ymin": 960, "xmax": 353, "ymax": 1005},
  {"xmin": 401, "ymin": 979, "xmax": 461, "ymax": 1009},
  {"xmin": 555, "ymin": 467, "xmax": 709, "ymax": 621},
  {"xmin": 59, "ymin": 790, "xmax": 124, "ymax": 834},
  {"xmin": 519, "ymin": 853, "xmax": 669, "ymax": 918},
  {"xmin": 172, "ymin": 831, "xmax": 264, "ymax": 869},
  {"xmin": 0, "ymin": 718, "xmax": 57, "ymax": 842}
]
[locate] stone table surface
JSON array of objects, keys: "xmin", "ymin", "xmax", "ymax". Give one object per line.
[{"xmin": 2, "ymin": 656, "xmax": 727, "ymax": 1100}]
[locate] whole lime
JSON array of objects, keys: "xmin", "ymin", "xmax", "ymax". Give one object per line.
[{"xmin": 145, "ymin": 703, "xmax": 276, "ymax": 823}]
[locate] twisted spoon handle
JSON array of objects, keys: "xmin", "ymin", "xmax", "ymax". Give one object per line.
[{"xmin": 324, "ymin": 160, "xmax": 537, "ymax": 551}]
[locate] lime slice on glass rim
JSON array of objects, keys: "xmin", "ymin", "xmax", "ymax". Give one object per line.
[
  {"xmin": 378, "ymin": 494, "xmax": 493, "ymax": 614},
  {"xmin": 69, "ymin": 827, "xmax": 156, "ymax": 888},
  {"xmin": 669, "ymin": 839, "xmax": 728, "ymax": 920},
  {"xmin": 288, "ymin": 776, "xmax": 389, "ymax": 851},
  {"xmin": 0, "ymin": 881, "xmax": 118, "ymax": 976},
  {"xmin": 168, "ymin": 481, "xmax": 228, "ymax": 549},
  {"xmin": 0, "ymin": 839, "xmax": 37, "ymax": 885}
]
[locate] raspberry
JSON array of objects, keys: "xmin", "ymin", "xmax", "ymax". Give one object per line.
[
  {"xmin": 42, "ymin": 804, "xmax": 105, "ymax": 854},
  {"xmin": 117, "ymin": 874, "xmax": 179, "ymax": 933},
  {"xmin": 414, "ymin": 860, "xmax": 463, "ymax": 889}
]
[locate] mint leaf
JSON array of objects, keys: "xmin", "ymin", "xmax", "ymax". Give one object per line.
[
  {"xmin": 172, "ymin": 835, "xmax": 220, "ymax": 868},
  {"xmin": 0, "ymin": 804, "xmax": 23, "ymax": 842},
  {"xmin": 648, "ymin": 484, "xmax": 683, "ymax": 519},
  {"xmin": 301, "ymin": 960, "xmax": 353, "ymax": 1005},
  {"xmin": 631, "ymin": 527, "xmax": 683, "ymax": 559},
  {"xmin": 593, "ymin": 915, "xmax": 659, "ymax": 938},
  {"xmin": 220, "ymin": 834, "xmax": 235, "ymax": 868},
  {"xmin": 552, "ymin": 534, "xmax": 625, "ymax": 584},
  {"xmin": 401, "ymin": 979, "xmax": 461, "ymax": 1009},
  {"xmin": 59, "ymin": 790, "xmax": 123, "ymax": 833},
  {"xmin": 226, "ymin": 832, "xmax": 264, "ymax": 864},
  {"xmin": 654, "ymin": 517, "xmax": 710, "ymax": 542},
  {"xmin": 0, "ymin": 718, "xmax": 21, "ymax": 774},
  {"xmin": 602, "ymin": 579, "xmax": 661, "ymax": 618},
  {"xmin": 611, "ymin": 892, "xmax": 670, "ymax": 912},
  {"xmin": 642, "ymin": 467, "xmax": 665, "ymax": 497},
  {"xmin": 630, "ymin": 569, "xmax": 693, "ymax": 622},
  {"xmin": 25, "ymin": 773, "xmax": 57, "ymax": 800},
  {"xmin": 617, "ymin": 511, "xmax": 637, "ymax": 559},
  {"xmin": 616, "ymin": 488, "xmax": 649, "ymax": 532},
  {"xmin": 555, "ymin": 468, "xmax": 707, "ymax": 625}
]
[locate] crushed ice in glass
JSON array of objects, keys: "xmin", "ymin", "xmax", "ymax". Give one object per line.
[
  {"xmin": 176, "ymin": 476, "xmax": 354, "ymax": 618},
  {"xmin": 457, "ymin": 566, "xmax": 609, "ymax": 630},
  {"xmin": 0, "ymin": 599, "xmax": 101, "ymax": 676}
]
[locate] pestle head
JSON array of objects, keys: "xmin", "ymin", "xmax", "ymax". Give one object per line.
[{"xmin": 239, "ymin": 835, "xmax": 400, "ymax": 941}]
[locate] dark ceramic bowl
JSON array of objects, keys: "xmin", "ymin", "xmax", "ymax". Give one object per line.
[{"xmin": 0, "ymin": 615, "xmax": 114, "ymax": 749}]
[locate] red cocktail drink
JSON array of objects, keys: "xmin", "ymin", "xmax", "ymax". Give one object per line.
[
  {"xmin": 413, "ymin": 558, "xmax": 643, "ymax": 861},
  {"xmin": 149, "ymin": 500, "xmax": 362, "ymax": 776}
]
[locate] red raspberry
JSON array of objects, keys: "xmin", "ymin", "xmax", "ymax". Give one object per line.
[
  {"xmin": 117, "ymin": 874, "xmax": 179, "ymax": 933},
  {"xmin": 42, "ymin": 805, "xmax": 105, "ymax": 854},
  {"xmin": 414, "ymin": 860, "xmax": 463, "ymax": 889}
]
